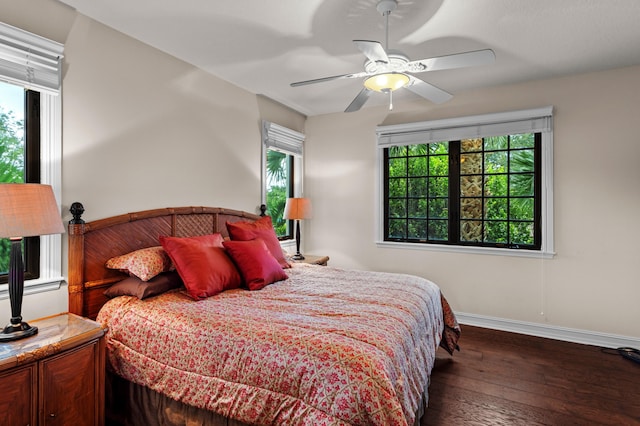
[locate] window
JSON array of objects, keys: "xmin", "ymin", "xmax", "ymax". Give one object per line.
[
  {"xmin": 0, "ymin": 84, "xmax": 41, "ymax": 282},
  {"xmin": 377, "ymin": 107, "xmax": 554, "ymax": 257},
  {"xmin": 261, "ymin": 121, "xmax": 304, "ymax": 239},
  {"xmin": 0, "ymin": 22, "xmax": 63, "ymax": 291}
]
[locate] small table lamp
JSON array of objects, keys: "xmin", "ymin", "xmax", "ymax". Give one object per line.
[
  {"xmin": 0, "ymin": 184, "xmax": 65, "ymax": 342},
  {"xmin": 283, "ymin": 197, "xmax": 312, "ymax": 260}
]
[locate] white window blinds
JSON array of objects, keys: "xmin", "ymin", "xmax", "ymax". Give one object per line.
[
  {"xmin": 0, "ymin": 22, "xmax": 63, "ymax": 95},
  {"xmin": 262, "ymin": 121, "xmax": 304, "ymax": 157},
  {"xmin": 377, "ymin": 107, "xmax": 553, "ymax": 148}
]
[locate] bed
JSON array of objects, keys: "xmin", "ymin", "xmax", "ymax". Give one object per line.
[{"xmin": 67, "ymin": 204, "xmax": 460, "ymax": 426}]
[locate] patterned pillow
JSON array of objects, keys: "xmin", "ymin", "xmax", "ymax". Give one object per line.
[
  {"xmin": 226, "ymin": 216, "xmax": 291, "ymax": 269},
  {"xmin": 105, "ymin": 246, "xmax": 173, "ymax": 281},
  {"xmin": 223, "ymin": 238, "xmax": 288, "ymax": 290}
]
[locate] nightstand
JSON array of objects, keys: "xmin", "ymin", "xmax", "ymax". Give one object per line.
[
  {"xmin": 292, "ymin": 255, "xmax": 330, "ymax": 266},
  {"xmin": 0, "ymin": 313, "xmax": 105, "ymax": 426}
]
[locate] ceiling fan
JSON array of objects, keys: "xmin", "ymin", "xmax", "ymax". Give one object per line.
[{"xmin": 290, "ymin": 0, "xmax": 495, "ymax": 112}]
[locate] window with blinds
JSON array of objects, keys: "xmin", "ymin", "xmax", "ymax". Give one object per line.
[
  {"xmin": 377, "ymin": 107, "xmax": 554, "ymax": 257},
  {"xmin": 261, "ymin": 121, "xmax": 304, "ymax": 239},
  {"xmin": 0, "ymin": 21, "xmax": 63, "ymax": 287}
]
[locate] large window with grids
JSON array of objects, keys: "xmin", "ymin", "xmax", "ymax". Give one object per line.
[{"xmin": 377, "ymin": 107, "xmax": 554, "ymax": 257}]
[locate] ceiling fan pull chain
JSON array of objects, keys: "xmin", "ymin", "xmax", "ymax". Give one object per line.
[{"xmin": 389, "ymin": 90, "xmax": 393, "ymax": 110}]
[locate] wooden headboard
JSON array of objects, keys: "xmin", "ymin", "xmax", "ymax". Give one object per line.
[{"xmin": 67, "ymin": 204, "xmax": 262, "ymax": 319}]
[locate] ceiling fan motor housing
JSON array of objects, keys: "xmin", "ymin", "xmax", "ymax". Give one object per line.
[{"xmin": 364, "ymin": 52, "xmax": 409, "ymax": 74}]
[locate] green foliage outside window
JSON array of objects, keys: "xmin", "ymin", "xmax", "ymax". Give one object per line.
[
  {"xmin": 0, "ymin": 106, "xmax": 25, "ymax": 272},
  {"xmin": 387, "ymin": 142, "xmax": 450, "ymax": 241},
  {"xmin": 385, "ymin": 133, "xmax": 539, "ymax": 249},
  {"xmin": 265, "ymin": 149, "xmax": 290, "ymax": 237},
  {"xmin": 476, "ymin": 134, "xmax": 535, "ymax": 245}
]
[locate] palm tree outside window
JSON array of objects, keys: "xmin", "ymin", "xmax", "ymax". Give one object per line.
[{"xmin": 261, "ymin": 121, "xmax": 304, "ymax": 240}]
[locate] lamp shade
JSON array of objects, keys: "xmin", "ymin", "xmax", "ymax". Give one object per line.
[
  {"xmin": 283, "ymin": 198, "xmax": 312, "ymax": 220},
  {"xmin": 0, "ymin": 184, "xmax": 65, "ymax": 238}
]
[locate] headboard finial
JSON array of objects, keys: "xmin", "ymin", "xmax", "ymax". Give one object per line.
[
  {"xmin": 69, "ymin": 202, "xmax": 85, "ymax": 224},
  {"xmin": 260, "ymin": 204, "xmax": 267, "ymax": 217}
]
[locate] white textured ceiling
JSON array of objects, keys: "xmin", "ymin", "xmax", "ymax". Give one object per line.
[{"xmin": 57, "ymin": 0, "xmax": 640, "ymax": 116}]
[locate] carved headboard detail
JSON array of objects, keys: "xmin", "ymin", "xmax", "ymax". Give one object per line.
[{"xmin": 67, "ymin": 204, "xmax": 262, "ymax": 319}]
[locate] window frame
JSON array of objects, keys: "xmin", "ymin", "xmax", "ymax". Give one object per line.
[
  {"xmin": 0, "ymin": 22, "xmax": 63, "ymax": 297},
  {"xmin": 376, "ymin": 107, "xmax": 554, "ymax": 258},
  {"xmin": 261, "ymin": 121, "xmax": 304, "ymax": 241},
  {"xmin": 18, "ymin": 89, "xmax": 42, "ymax": 283}
]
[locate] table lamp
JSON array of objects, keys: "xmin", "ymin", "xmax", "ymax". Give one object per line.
[
  {"xmin": 0, "ymin": 184, "xmax": 64, "ymax": 341},
  {"xmin": 283, "ymin": 197, "xmax": 312, "ymax": 260}
]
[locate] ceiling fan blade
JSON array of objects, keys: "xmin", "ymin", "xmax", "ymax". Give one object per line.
[
  {"xmin": 406, "ymin": 77, "xmax": 453, "ymax": 104},
  {"xmin": 353, "ymin": 40, "xmax": 389, "ymax": 64},
  {"xmin": 408, "ymin": 49, "xmax": 495, "ymax": 73},
  {"xmin": 345, "ymin": 88, "xmax": 372, "ymax": 112},
  {"xmin": 290, "ymin": 71, "xmax": 367, "ymax": 87}
]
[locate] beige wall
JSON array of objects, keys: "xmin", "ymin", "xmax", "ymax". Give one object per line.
[
  {"xmin": 0, "ymin": 0, "xmax": 304, "ymax": 320},
  {"xmin": 60, "ymin": 16, "xmax": 305, "ymax": 221},
  {"xmin": 304, "ymin": 65, "xmax": 640, "ymax": 339},
  {"xmin": 2, "ymin": 0, "xmax": 638, "ymax": 341}
]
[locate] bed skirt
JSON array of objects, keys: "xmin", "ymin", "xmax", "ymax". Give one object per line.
[
  {"xmin": 106, "ymin": 372, "xmax": 249, "ymax": 426},
  {"xmin": 105, "ymin": 371, "xmax": 427, "ymax": 426}
]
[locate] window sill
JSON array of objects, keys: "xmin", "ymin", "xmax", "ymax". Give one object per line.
[
  {"xmin": 0, "ymin": 277, "xmax": 64, "ymax": 300},
  {"xmin": 376, "ymin": 241, "xmax": 555, "ymax": 259}
]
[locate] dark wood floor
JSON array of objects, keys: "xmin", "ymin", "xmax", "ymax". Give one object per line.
[{"xmin": 423, "ymin": 325, "xmax": 640, "ymax": 425}]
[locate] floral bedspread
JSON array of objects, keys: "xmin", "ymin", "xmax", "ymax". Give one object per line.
[{"xmin": 97, "ymin": 264, "xmax": 460, "ymax": 426}]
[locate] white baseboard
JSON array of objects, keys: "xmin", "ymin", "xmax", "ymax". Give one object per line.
[{"xmin": 455, "ymin": 312, "xmax": 640, "ymax": 349}]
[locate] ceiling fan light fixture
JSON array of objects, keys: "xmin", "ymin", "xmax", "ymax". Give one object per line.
[
  {"xmin": 290, "ymin": 0, "xmax": 494, "ymax": 112},
  {"xmin": 364, "ymin": 72, "xmax": 409, "ymax": 92}
]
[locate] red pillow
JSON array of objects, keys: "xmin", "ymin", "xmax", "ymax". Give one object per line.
[
  {"xmin": 160, "ymin": 233, "xmax": 241, "ymax": 300},
  {"xmin": 223, "ymin": 239, "xmax": 288, "ymax": 291},
  {"xmin": 226, "ymin": 216, "xmax": 291, "ymax": 269}
]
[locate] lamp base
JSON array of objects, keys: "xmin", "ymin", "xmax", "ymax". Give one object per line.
[
  {"xmin": 0, "ymin": 322, "xmax": 38, "ymax": 342},
  {"xmin": 291, "ymin": 253, "xmax": 305, "ymax": 260}
]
